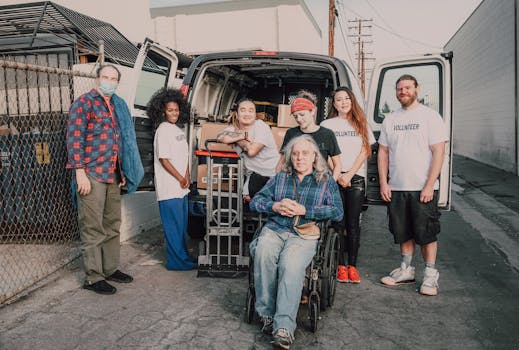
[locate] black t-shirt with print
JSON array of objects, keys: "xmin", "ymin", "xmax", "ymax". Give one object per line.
[{"xmin": 280, "ymin": 126, "xmax": 341, "ymax": 160}]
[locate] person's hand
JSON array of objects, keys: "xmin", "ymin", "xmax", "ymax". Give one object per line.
[
  {"xmin": 179, "ymin": 176, "xmax": 189, "ymax": 189},
  {"xmin": 118, "ymin": 177, "xmax": 126, "ymax": 188},
  {"xmin": 420, "ymin": 185, "xmax": 434, "ymax": 203},
  {"xmin": 337, "ymin": 171, "xmax": 353, "ymax": 188},
  {"xmin": 380, "ymin": 182, "xmax": 392, "ymax": 202},
  {"xmin": 273, "ymin": 199, "xmax": 305, "ymax": 217},
  {"xmin": 75, "ymin": 169, "xmax": 91, "ymax": 196},
  {"xmin": 182, "ymin": 169, "xmax": 190, "ymax": 189}
]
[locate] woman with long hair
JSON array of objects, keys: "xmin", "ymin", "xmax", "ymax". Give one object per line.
[
  {"xmin": 250, "ymin": 135, "xmax": 343, "ymax": 348},
  {"xmin": 320, "ymin": 86, "xmax": 375, "ymax": 283},
  {"xmin": 147, "ymin": 88, "xmax": 196, "ymax": 270},
  {"xmin": 217, "ymin": 97, "xmax": 279, "ymax": 200}
]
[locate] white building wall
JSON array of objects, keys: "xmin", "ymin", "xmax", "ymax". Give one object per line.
[
  {"xmin": 445, "ymin": 0, "xmax": 517, "ymax": 173},
  {"xmin": 152, "ymin": 4, "xmax": 322, "ymax": 55}
]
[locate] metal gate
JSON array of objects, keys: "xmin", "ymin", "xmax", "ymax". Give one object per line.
[{"xmin": 0, "ymin": 54, "xmax": 96, "ymax": 304}]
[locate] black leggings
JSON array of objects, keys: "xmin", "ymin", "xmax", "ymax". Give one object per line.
[
  {"xmin": 248, "ymin": 172, "xmax": 270, "ymax": 198},
  {"xmin": 336, "ymin": 175, "xmax": 365, "ymax": 266}
]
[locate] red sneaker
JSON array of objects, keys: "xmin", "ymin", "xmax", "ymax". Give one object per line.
[
  {"xmin": 337, "ymin": 265, "xmax": 349, "ymax": 283},
  {"xmin": 347, "ymin": 265, "xmax": 360, "ymax": 283}
]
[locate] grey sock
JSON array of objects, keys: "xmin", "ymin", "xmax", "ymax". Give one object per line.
[
  {"xmin": 425, "ymin": 262, "xmax": 436, "ymax": 270},
  {"xmin": 401, "ymin": 254, "xmax": 413, "ymax": 268}
]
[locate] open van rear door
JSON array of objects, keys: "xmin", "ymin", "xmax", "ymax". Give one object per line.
[
  {"xmin": 128, "ymin": 38, "xmax": 179, "ymax": 190},
  {"xmin": 128, "ymin": 38, "xmax": 179, "ymax": 115},
  {"xmin": 365, "ymin": 53, "xmax": 452, "ymax": 209}
]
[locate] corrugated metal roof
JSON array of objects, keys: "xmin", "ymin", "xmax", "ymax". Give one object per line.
[{"xmin": 0, "ymin": 1, "xmax": 158, "ymax": 69}]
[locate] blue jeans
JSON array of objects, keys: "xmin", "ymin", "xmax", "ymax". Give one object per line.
[{"xmin": 250, "ymin": 226, "xmax": 318, "ymax": 336}]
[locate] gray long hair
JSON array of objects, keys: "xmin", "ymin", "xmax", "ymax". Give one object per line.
[{"xmin": 282, "ymin": 134, "xmax": 329, "ymax": 183}]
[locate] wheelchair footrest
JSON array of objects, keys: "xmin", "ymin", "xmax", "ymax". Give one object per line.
[{"xmin": 197, "ymin": 264, "xmax": 248, "ymax": 278}]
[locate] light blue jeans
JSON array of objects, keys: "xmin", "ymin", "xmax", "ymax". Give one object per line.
[{"xmin": 250, "ymin": 225, "xmax": 318, "ymax": 336}]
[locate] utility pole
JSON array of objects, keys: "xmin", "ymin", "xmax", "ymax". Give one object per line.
[
  {"xmin": 328, "ymin": 0, "xmax": 335, "ymax": 56},
  {"xmin": 347, "ymin": 18, "xmax": 375, "ymax": 96}
]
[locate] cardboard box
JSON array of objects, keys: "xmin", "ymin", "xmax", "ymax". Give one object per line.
[
  {"xmin": 256, "ymin": 111, "xmax": 273, "ymax": 123},
  {"xmin": 199, "ymin": 122, "xmax": 235, "ymax": 152},
  {"xmin": 197, "ymin": 164, "xmax": 234, "ymax": 191},
  {"xmin": 277, "ymin": 104, "xmax": 298, "ymax": 128},
  {"xmin": 271, "ymin": 127, "xmax": 289, "ymax": 151}
]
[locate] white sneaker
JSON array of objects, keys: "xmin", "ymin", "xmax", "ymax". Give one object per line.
[
  {"xmin": 380, "ymin": 262, "xmax": 416, "ymax": 286},
  {"xmin": 271, "ymin": 328, "xmax": 294, "ymax": 349},
  {"xmin": 420, "ymin": 267, "xmax": 439, "ymax": 296}
]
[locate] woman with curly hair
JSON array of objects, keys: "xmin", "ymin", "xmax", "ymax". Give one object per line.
[
  {"xmin": 320, "ymin": 86, "xmax": 375, "ymax": 283},
  {"xmin": 147, "ymin": 88, "xmax": 196, "ymax": 270}
]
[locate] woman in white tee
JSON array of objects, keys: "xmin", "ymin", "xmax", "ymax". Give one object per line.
[
  {"xmin": 148, "ymin": 88, "xmax": 196, "ymax": 270},
  {"xmin": 321, "ymin": 86, "xmax": 375, "ymax": 283}
]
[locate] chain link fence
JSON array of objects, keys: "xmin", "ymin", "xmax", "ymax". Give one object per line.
[{"xmin": 0, "ymin": 53, "xmax": 97, "ymax": 304}]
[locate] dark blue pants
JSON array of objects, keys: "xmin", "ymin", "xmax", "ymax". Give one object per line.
[{"xmin": 158, "ymin": 196, "xmax": 196, "ymax": 270}]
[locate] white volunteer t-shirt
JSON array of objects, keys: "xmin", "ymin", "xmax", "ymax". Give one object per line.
[
  {"xmin": 224, "ymin": 119, "xmax": 278, "ymax": 177},
  {"xmin": 378, "ymin": 104, "xmax": 449, "ymax": 191},
  {"xmin": 154, "ymin": 122, "xmax": 190, "ymax": 201},
  {"xmin": 320, "ymin": 117, "xmax": 376, "ymax": 177}
]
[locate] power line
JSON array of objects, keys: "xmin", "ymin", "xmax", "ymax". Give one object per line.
[
  {"xmin": 365, "ymin": 0, "xmax": 417, "ymax": 53},
  {"xmin": 340, "ymin": 1, "xmax": 442, "ymax": 51},
  {"xmin": 334, "ymin": 0, "xmax": 356, "ymax": 69}
]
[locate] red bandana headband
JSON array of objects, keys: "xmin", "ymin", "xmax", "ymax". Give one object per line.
[{"xmin": 290, "ymin": 97, "xmax": 315, "ymax": 113}]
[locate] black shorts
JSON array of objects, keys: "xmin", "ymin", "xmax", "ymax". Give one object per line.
[{"xmin": 387, "ymin": 191, "xmax": 441, "ymax": 245}]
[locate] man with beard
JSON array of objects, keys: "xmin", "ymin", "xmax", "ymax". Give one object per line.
[{"xmin": 377, "ymin": 74, "xmax": 448, "ymax": 296}]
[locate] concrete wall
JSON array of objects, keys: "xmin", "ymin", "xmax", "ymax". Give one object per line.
[
  {"xmin": 120, "ymin": 192, "xmax": 161, "ymax": 242},
  {"xmin": 152, "ymin": 4, "xmax": 322, "ymax": 55},
  {"xmin": 445, "ymin": 0, "xmax": 517, "ymax": 173}
]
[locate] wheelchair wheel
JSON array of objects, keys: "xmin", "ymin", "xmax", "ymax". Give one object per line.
[
  {"xmin": 245, "ymin": 286, "xmax": 255, "ymax": 323},
  {"xmin": 309, "ymin": 297, "xmax": 319, "ymax": 333},
  {"xmin": 320, "ymin": 229, "xmax": 339, "ymax": 310}
]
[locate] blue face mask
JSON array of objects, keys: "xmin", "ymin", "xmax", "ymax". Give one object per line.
[{"xmin": 98, "ymin": 80, "xmax": 118, "ymax": 96}]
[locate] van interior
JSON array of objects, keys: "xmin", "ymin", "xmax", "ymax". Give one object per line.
[{"xmin": 188, "ymin": 57, "xmax": 346, "ymax": 128}]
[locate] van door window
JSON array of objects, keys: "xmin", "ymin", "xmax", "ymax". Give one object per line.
[
  {"xmin": 374, "ymin": 63, "xmax": 443, "ymax": 124},
  {"xmin": 134, "ymin": 50, "xmax": 171, "ymax": 109}
]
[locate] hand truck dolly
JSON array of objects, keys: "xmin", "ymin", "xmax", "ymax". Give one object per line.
[{"xmin": 193, "ymin": 139, "xmax": 249, "ymax": 277}]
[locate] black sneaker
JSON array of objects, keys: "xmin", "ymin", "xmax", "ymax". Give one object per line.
[
  {"xmin": 260, "ymin": 316, "xmax": 273, "ymax": 335},
  {"xmin": 106, "ymin": 270, "xmax": 134, "ymax": 283},
  {"xmin": 83, "ymin": 280, "xmax": 116, "ymax": 295}
]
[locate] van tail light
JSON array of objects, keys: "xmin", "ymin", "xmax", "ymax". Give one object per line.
[
  {"xmin": 180, "ymin": 84, "xmax": 189, "ymax": 98},
  {"xmin": 253, "ymin": 51, "xmax": 278, "ymax": 56}
]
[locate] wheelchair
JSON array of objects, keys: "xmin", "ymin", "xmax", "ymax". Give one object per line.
[{"xmin": 244, "ymin": 220, "xmax": 340, "ymax": 332}]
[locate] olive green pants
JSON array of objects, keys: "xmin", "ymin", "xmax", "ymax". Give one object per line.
[{"xmin": 77, "ymin": 174, "xmax": 121, "ymax": 284}]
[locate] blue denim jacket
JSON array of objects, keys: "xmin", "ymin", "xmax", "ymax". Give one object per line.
[{"xmin": 112, "ymin": 94, "xmax": 144, "ymax": 193}]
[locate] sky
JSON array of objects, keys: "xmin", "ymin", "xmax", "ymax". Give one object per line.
[
  {"xmin": 306, "ymin": 0, "xmax": 482, "ymax": 66},
  {"xmin": 0, "ymin": 0, "xmax": 482, "ymax": 66}
]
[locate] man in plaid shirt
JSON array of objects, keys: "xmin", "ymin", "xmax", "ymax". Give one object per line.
[
  {"xmin": 66, "ymin": 64, "xmax": 134, "ymax": 295},
  {"xmin": 250, "ymin": 135, "xmax": 343, "ymax": 349}
]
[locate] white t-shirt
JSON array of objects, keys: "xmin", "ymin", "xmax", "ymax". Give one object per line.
[
  {"xmin": 224, "ymin": 120, "xmax": 279, "ymax": 177},
  {"xmin": 154, "ymin": 122, "xmax": 190, "ymax": 201},
  {"xmin": 320, "ymin": 117, "xmax": 376, "ymax": 177},
  {"xmin": 378, "ymin": 104, "xmax": 449, "ymax": 191}
]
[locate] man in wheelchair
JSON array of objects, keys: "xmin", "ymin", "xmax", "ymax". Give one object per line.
[{"xmin": 249, "ymin": 135, "xmax": 343, "ymax": 349}]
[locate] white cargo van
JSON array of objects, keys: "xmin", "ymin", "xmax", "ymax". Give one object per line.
[{"xmin": 180, "ymin": 50, "xmax": 453, "ymax": 210}]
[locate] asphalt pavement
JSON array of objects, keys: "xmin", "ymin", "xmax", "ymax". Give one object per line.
[{"xmin": 0, "ymin": 154, "xmax": 518, "ymax": 350}]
